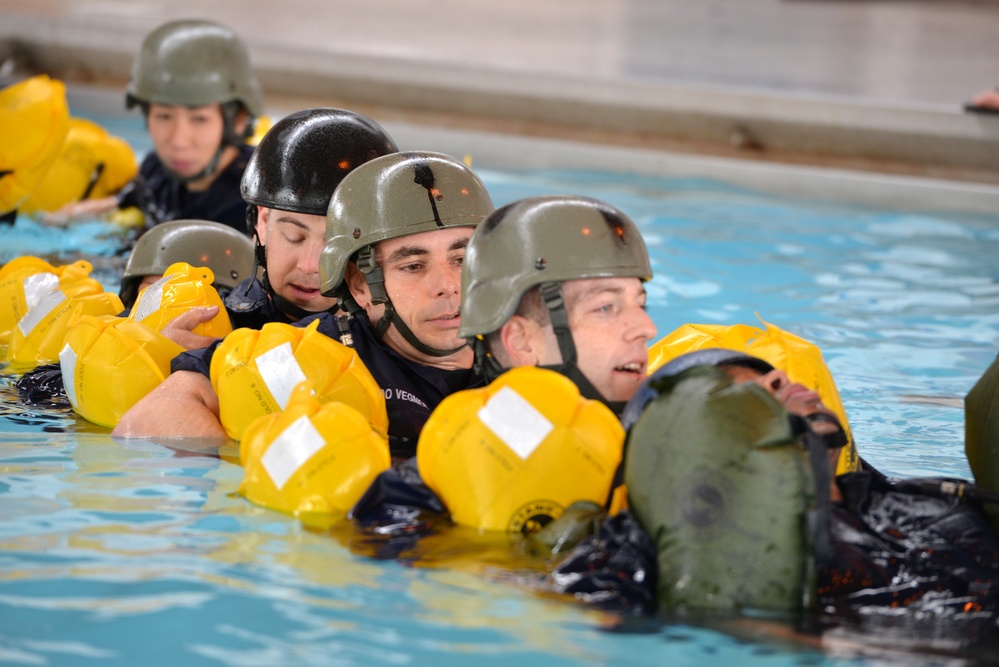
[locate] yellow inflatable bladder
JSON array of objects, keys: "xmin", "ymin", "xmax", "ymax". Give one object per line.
[
  {"xmin": 4, "ymin": 260, "xmax": 124, "ymax": 370},
  {"xmin": 0, "ymin": 256, "xmax": 62, "ymax": 350},
  {"xmin": 21, "ymin": 117, "xmax": 138, "ymax": 215},
  {"xmin": 417, "ymin": 366, "xmax": 624, "ymax": 533},
  {"xmin": 128, "ymin": 262, "xmax": 232, "ymax": 338},
  {"xmin": 60, "ymin": 310, "xmax": 184, "ymax": 428},
  {"xmin": 647, "ymin": 316, "xmax": 859, "ymax": 474},
  {"xmin": 210, "ymin": 319, "xmax": 388, "ymax": 441},
  {"xmin": 239, "ymin": 381, "xmax": 391, "ymax": 519},
  {"xmin": 0, "ymin": 75, "xmax": 70, "ymax": 217}
]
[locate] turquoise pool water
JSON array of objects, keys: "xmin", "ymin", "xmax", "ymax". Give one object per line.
[{"xmin": 1, "ymin": 105, "xmax": 998, "ymax": 665}]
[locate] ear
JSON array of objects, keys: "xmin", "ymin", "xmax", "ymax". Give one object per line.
[
  {"xmin": 233, "ymin": 108, "xmax": 250, "ymax": 137},
  {"xmin": 498, "ymin": 315, "xmax": 544, "ymax": 367},
  {"xmin": 344, "ymin": 263, "xmax": 371, "ymax": 309}
]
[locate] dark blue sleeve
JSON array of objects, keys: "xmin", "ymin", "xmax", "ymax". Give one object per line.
[{"xmin": 170, "ymin": 339, "xmax": 224, "ymax": 377}]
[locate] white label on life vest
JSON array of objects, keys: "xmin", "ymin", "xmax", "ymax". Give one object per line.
[
  {"xmin": 255, "ymin": 342, "xmax": 308, "ymax": 409},
  {"xmin": 59, "ymin": 343, "xmax": 79, "ymax": 408},
  {"xmin": 23, "ymin": 272, "xmax": 59, "ymax": 309},
  {"xmin": 262, "ymin": 415, "xmax": 325, "ymax": 490},
  {"xmin": 18, "ymin": 290, "xmax": 66, "ymax": 337},
  {"xmin": 478, "ymin": 386, "xmax": 554, "ymax": 460},
  {"xmin": 132, "ymin": 275, "xmax": 171, "ymax": 323}
]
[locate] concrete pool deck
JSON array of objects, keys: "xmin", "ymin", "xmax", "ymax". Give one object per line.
[{"xmin": 3, "ymin": 0, "xmax": 999, "ymax": 213}]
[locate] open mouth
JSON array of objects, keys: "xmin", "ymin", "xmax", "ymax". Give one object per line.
[{"xmin": 614, "ymin": 362, "xmax": 645, "ymax": 374}]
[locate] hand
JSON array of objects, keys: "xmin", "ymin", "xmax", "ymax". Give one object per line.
[
  {"xmin": 35, "ymin": 197, "xmax": 118, "ymax": 227},
  {"xmin": 970, "ymin": 88, "xmax": 999, "ymax": 110},
  {"xmin": 161, "ymin": 306, "xmax": 222, "ymax": 350}
]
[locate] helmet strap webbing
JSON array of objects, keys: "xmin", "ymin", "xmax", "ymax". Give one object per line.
[
  {"xmin": 472, "ymin": 336, "xmax": 506, "ymax": 381},
  {"xmin": 244, "ymin": 205, "xmax": 263, "ymax": 297},
  {"xmin": 356, "ymin": 245, "xmax": 466, "ymax": 359},
  {"xmin": 164, "ymin": 144, "xmax": 225, "ymax": 185},
  {"xmin": 538, "ymin": 281, "xmax": 626, "ymax": 416}
]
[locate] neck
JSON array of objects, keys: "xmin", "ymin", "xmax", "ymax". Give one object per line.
[{"xmin": 185, "ymin": 145, "xmax": 239, "ymax": 192}]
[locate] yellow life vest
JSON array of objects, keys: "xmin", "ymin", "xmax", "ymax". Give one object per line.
[
  {"xmin": 0, "ymin": 256, "xmax": 62, "ymax": 350},
  {"xmin": 210, "ymin": 319, "xmax": 388, "ymax": 441},
  {"xmin": 0, "ymin": 75, "xmax": 70, "ymax": 216},
  {"xmin": 239, "ymin": 381, "xmax": 391, "ymax": 519},
  {"xmin": 417, "ymin": 366, "xmax": 624, "ymax": 533},
  {"xmin": 128, "ymin": 262, "xmax": 232, "ymax": 338},
  {"xmin": 20, "ymin": 117, "xmax": 138, "ymax": 214},
  {"xmin": 647, "ymin": 317, "xmax": 859, "ymax": 475},
  {"xmin": 249, "ymin": 115, "xmax": 272, "ymax": 146},
  {"xmin": 5, "ymin": 260, "xmax": 124, "ymax": 370},
  {"xmin": 60, "ymin": 311, "xmax": 184, "ymax": 428}
]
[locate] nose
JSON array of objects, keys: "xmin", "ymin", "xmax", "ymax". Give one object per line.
[
  {"xmin": 164, "ymin": 115, "xmax": 193, "ymax": 147},
  {"xmin": 432, "ymin": 258, "xmax": 461, "ymax": 297},
  {"xmin": 626, "ymin": 305, "xmax": 657, "ymax": 343},
  {"xmin": 755, "ymin": 369, "xmax": 790, "ymax": 396},
  {"xmin": 298, "ymin": 237, "xmax": 323, "ymax": 274}
]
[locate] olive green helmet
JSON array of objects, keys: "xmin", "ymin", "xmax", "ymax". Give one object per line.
[
  {"xmin": 319, "ymin": 151, "xmax": 493, "ymax": 297},
  {"xmin": 119, "ymin": 219, "xmax": 256, "ymax": 308},
  {"xmin": 458, "ymin": 195, "xmax": 652, "ymax": 338},
  {"xmin": 125, "ymin": 19, "xmax": 264, "ymax": 117}
]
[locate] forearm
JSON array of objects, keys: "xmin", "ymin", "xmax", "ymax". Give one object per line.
[{"xmin": 112, "ymin": 371, "xmax": 226, "ymax": 438}]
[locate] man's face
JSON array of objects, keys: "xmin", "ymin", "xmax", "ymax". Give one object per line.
[
  {"xmin": 257, "ymin": 206, "xmax": 337, "ymax": 315},
  {"xmin": 147, "ymin": 103, "xmax": 227, "ymax": 183},
  {"xmin": 348, "ymin": 226, "xmax": 473, "ymax": 369},
  {"xmin": 557, "ymin": 276, "xmax": 657, "ymax": 403},
  {"xmin": 722, "ymin": 364, "xmax": 844, "ymax": 495},
  {"xmin": 723, "ymin": 365, "xmax": 837, "ymax": 423}
]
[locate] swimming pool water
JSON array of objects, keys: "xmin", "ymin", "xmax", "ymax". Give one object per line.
[{"xmin": 1, "ymin": 103, "xmax": 998, "ymax": 666}]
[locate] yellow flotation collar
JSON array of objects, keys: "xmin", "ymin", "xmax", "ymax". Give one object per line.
[
  {"xmin": 249, "ymin": 115, "xmax": 272, "ymax": 146},
  {"xmin": 128, "ymin": 262, "xmax": 232, "ymax": 338},
  {"xmin": 647, "ymin": 317, "xmax": 859, "ymax": 475},
  {"xmin": 0, "ymin": 75, "xmax": 70, "ymax": 217},
  {"xmin": 3, "ymin": 259, "xmax": 124, "ymax": 370},
  {"xmin": 20, "ymin": 117, "xmax": 137, "ymax": 215},
  {"xmin": 417, "ymin": 366, "xmax": 624, "ymax": 533},
  {"xmin": 0, "ymin": 257, "xmax": 63, "ymax": 352},
  {"xmin": 60, "ymin": 311, "xmax": 184, "ymax": 428},
  {"xmin": 210, "ymin": 319, "xmax": 388, "ymax": 441},
  {"xmin": 239, "ymin": 381, "xmax": 391, "ymax": 519}
]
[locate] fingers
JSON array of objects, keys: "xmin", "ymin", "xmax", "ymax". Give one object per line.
[{"xmin": 161, "ymin": 306, "xmax": 222, "ymax": 351}]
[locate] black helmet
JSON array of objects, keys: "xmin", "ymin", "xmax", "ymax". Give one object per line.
[
  {"xmin": 240, "ymin": 107, "xmax": 398, "ymax": 320},
  {"xmin": 241, "ymin": 107, "xmax": 399, "ymax": 227}
]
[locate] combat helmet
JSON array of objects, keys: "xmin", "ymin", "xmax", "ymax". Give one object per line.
[
  {"xmin": 125, "ymin": 19, "xmax": 262, "ymax": 180},
  {"xmin": 459, "ymin": 195, "xmax": 651, "ymax": 406},
  {"xmin": 320, "ymin": 150, "xmax": 494, "ymax": 356},
  {"xmin": 239, "ymin": 107, "xmax": 398, "ymax": 319},
  {"xmin": 119, "ymin": 219, "xmax": 256, "ymax": 308}
]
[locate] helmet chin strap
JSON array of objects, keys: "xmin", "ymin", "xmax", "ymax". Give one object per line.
[
  {"xmin": 537, "ymin": 281, "xmax": 626, "ymax": 416},
  {"xmin": 163, "ymin": 145, "xmax": 224, "ymax": 184},
  {"xmin": 356, "ymin": 245, "xmax": 466, "ymax": 358}
]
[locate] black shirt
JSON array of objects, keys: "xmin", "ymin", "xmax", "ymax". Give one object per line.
[
  {"xmin": 117, "ymin": 144, "xmax": 254, "ymax": 233},
  {"xmin": 172, "ymin": 312, "xmax": 482, "ymax": 457}
]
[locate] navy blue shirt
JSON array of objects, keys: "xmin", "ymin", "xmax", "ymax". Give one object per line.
[
  {"xmin": 222, "ymin": 276, "xmax": 294, "ymax": 331},
  {"xmin": 172, "ymin": 313, "xmax": 482, "ymax": 457},
  {"xmin": 118, "ymin": 144, "xmax": 253, "ymax": 233}
]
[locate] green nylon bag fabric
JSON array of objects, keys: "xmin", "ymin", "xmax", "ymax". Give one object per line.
[{"xmin": 624, "ymin": 366, "xmax": 817, "ymax": 612}]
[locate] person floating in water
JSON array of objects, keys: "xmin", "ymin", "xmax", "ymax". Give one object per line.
[
  {"xmin": 43, "ymin": 19, "xmax": 264, "ymax": 232},
  {"xmin": 549, "ymin": 348, "xmax": 999, "ymax": 621}
]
